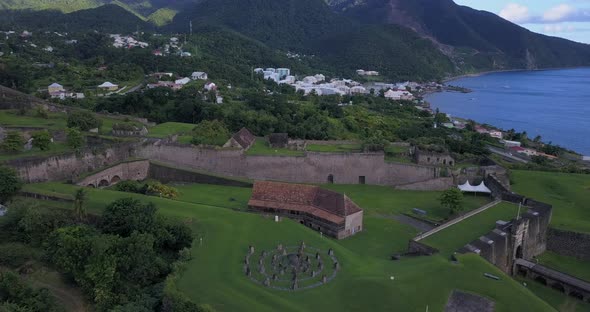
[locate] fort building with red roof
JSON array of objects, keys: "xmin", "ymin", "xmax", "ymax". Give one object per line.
[{"xmin": 248, "ymin": 181, "xmax": 364, "ymax": 239}]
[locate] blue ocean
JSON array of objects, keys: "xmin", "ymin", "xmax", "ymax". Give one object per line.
[{"xmin": 426, "ymin": 68, "xmax": 590, "ymax": 155}]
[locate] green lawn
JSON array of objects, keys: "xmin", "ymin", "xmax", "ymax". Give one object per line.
[
  {"xmin": 323, "ymin": 184, "xmax": 490, "ymax": 223},
  {"xmin": 0, "ymin": 142, "xmax": 71, "ymax": 161},
  {"xmin": 422, "ymin": 202, "xmax": 522, "ymax": 255},
  {"xmin": 0, "ymin": 110, "xmax": 66, "ymax": 129},
  {"xmin": 511, "ymin": 170, "xmax": 590, "ymax": 234},
  {"xmin": 148, "ymin": 122, "xmax": 195, "ymax": 138},
  {"xmin": 537, "ymin": 252, "xmax": 590, "ymax": 282},
  {"xmin": 173, "ymin": 184, "xmax": 252, "ymax": 210},
  {"xmin": 306, "ymin": 144, "xmax": 362, "ymax": 153},
  {"xmin": 0, "ymin": 110, "xmax": 141, "ymax": 135},
  {"xmin": 21, "ymin": 182, "xmax": 555, "ymax": 312},
  {"xmin": 246, "ymin": 138, "xmax": 304, "ymax": 156}
]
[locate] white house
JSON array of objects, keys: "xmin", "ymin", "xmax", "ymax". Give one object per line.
[
  {"xmin": 191, "ymin": 72, "xmax": 208, "ymax": 80},
  {"xmin": 350, "ymin": 86, "xmax": 367, "ymax": 94},
  {"xmin": 175, "ymin": 77, "xmax": 191, "ymax": 85},
  {"xmin": 48, "ymin": 83, "xmax": 64, "ymax": 93},
  {"xmin": 204, "ymin": 82, "xmax": 217, "ymax": 91},
  {"xmin": 385, "ymin": 90, "xmax": 400, "ymax": 99},
  {"xmin": 502, "ymin": 140, "xmax": 522, "ymax": 148}
]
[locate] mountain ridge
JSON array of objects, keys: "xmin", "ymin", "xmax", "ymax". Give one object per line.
[{"xmin": 325, "ymin": 0, "xmax": 590, "ymax": 70}]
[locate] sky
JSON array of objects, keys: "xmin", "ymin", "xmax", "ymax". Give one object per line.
[{"xmin": 454, "ymin": 0, "xmax": 590, "ymax": 43}]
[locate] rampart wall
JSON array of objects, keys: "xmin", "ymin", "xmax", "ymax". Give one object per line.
[
  {"xmin": 137, "ymin": 144, "xmax": 439, "ymax": 186},
  {"xmin": 4, "ymin": 144, "xmax": 136, "ymax": 183}
]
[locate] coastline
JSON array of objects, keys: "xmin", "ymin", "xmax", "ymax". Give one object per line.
[
  {"xmin": 427, "ymin": 68, "xmax": 590, "ymax": 156},
  {"xmin": 443, "ymin": 65, "xmax": 590, "ymax": 83}
]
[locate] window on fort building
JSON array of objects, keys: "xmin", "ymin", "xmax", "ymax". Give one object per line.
[
  {"xmin": 427, "ymin": 157, "xmax": 431, "ymax": 162},
  {"xmin": 328, "ymin": 174, "xmax": 334, "ymax": 184},
  {"xmin": 450, "ymin": 161, "xmax": 454, "ymax": 166},
  {"xmin": 437, "ymin": 157, "xmax": 440, "ymax": 162},
  {"xmin": 359, "ymin": 176, "xmax": 366, "ymax": 184},
  {"xmin": 443, "ymin": 159, "xmax": 447, "ymax": 165}
]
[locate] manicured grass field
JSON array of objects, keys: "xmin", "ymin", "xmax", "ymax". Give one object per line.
[
  {"xmin": 173, "ymin": 184, "xmax": 252, "ymax": 210},
  {"xmin": 21, "ymin": 183, "xmax": 556, "ymax": 312},
  {"xmin": 537, "ymin": 252, "xmax": 590, "ymax": 282},
  {"xmin": 422, "ymin": 202, "xmax": 522, "ymax": 255},
  {"xmin": 246, "ymin": 138, "xmax": 304, "ymax": 156},
  {"xmin": 323, "ymin": 184, "xmax": 490, "ymax": 222},
  {"xmin": 511, "ymin": 170, "xmax": 590, "ymax": 234},
  {"xmin": 148, "ymin": 122, "xmax": 195, "ymax": 138},
  {"xmin": 306, "ymin": 144, "xmax": 362, "ymax": 153}
]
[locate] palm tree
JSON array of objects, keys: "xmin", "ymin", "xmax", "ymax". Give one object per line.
[{"xmin": 73, "ymin": 188, "xmax": 87, "ymax": 222}]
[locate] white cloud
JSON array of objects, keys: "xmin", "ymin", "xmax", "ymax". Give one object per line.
[
  {"xmin": 543, "ymin": 24, "xmax": 576, "ymax": 33},
  {"xmin": 499, "ymin": 3, "xmax": 531, "ymax": 23},
  {"xmin": 543, "ymin": 4, "xmax": 577, "ymax": 22}
]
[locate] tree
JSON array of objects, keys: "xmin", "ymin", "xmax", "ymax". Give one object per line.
[
  {"xmin": 440, "ymin": 188, "xmax": 464, "ymax": 215},
  {"xmin": 1, "ymin": 131, "xmax": 25, "ymax": 153},
  {"xmin": 190, "ymin": 120, "xmax": 230, "ymax": 146},
  {"xmin": 67, "ymin": 111, "xmax": 102, "ymax": 131},
  {"xmin": 0, "ymin": 166, "xmax": 22, "ymax": 203},
  {"xmin": 66, "ymin": 128, "xmax": 85, "ymax": 152},
  {"xmin": 31, "ymin": 130, "xmax": 52, "ymax": 151},
  {"xmin": 101, "ymin": 198, "xmax": 158, "ymax": 237},
  {"xmin": 73, "ymin": 188, "xmax": 87, "ymax": 221}
]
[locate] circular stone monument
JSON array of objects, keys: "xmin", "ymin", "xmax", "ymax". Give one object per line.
[{"xmin": 243, "ymin": 242, "xmax": 339, "ymax": 291}]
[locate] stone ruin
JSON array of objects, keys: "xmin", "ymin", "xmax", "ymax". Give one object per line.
[{"xmin": 243, "ymin": 242, "xmax": 340, "ymax": 291}]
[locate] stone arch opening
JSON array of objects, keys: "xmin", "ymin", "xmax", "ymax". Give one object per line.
[
  {"xmin": 98, "ymin": 179, "xmax": 110, "ymax": 187},
  {"xmin": 569, "ymin": 291, "xmax": 584, "ymax": 301},
  {"xmin": 534, "ymin": 276, "xmax": 547, "ymax": 285},
  {"xmin": 111, "ymin": 175, "xmax": 121, "ymax": 184},
  {"xmin": 551, "ymin": 283, "xmax": 566, "ymax": 293},
  {"xmin": 327, "ymin": 174, "xmax": 334, "ymax": 184},
  {"xmin": 515, "ymin": 245, "xmax": 523, "ymax": 259}
]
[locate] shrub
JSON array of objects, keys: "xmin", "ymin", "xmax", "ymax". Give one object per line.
[
  {"xmin": 144, "ymin": 181, "xmax": 178, "ymax": 199},
  {"xmin": 1, "ymin": 131, "xmax": 25, "ymax": 153},
  {"xmin": 67, "ymin": 111, "xmax": 102, "ymax": 131},
  {"xmin": 36, "ymin": 106, "xmax": 49, "ymax": 119},
  {"xmin": 0, "ymin": 166, "xmax": 22, "ymax": 203},
  {"xmin": 115, "ymin": 180, "xmax": 142, "ymax": 193},
  {"xmin": 190, "ymin": 120, "xmax": 230, "ymax": 146},
  {"xmin": 66, "ymin": 128, "xmax": 85, "ymax": 151},
  {"xmin": 31, "ymin": 130, "xmax": 52, "ymax": 151}
]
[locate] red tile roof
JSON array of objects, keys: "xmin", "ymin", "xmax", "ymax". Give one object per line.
[{"xmin": 249, "ymin": 181, "xmax": 362, "ymax": 224}]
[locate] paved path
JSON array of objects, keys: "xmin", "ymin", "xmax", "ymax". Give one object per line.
[
  {"xmin": 487, "ymin": 146, "xmax": 529, "ymax": 164},
  {"xmin": 414, "ymin": 200, "xmax": 502, "ymax": 241},
  {"xmin": 123, "ymin": 82, "xmax": 143, "ymax": 94}
]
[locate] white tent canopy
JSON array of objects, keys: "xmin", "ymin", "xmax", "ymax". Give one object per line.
[{"xmin": 458, "ymin": 181, "xmax": 491, "ymax": 194}]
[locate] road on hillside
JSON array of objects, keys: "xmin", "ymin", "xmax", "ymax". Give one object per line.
[{"xmin": 487, "ymin": 146, "xmax": 529, "ymax": 164}]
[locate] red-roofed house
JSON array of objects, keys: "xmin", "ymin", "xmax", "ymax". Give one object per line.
[{"xmin": 248, "ymin": 181, "xmax": 364, "ymax": 239}]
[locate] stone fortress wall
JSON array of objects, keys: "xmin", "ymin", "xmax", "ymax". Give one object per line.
[
  {"xmin": 137, "ymin": 143, "xmax": 440, "ymax": 186},
  {"xmin": 5, "ymin": 143, "xmax": 136, "ymax": 183},
  {"xmin": 459, "ymin": 174, "xmax": 553, "ymax": 274}
]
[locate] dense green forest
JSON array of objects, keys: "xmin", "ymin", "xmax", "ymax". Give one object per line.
[{"xmin": 0, "ymin": 194, "xmax": 197, "ymax": 311}]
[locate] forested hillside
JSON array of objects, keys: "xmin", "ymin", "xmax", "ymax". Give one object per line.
[
  {"xmin": 170, "ymin": 0, "xmax": 454, "ymax": 80},
  {"xmin": 327, "ymin": 0, "xmax": 590, "ymax": 71}
]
